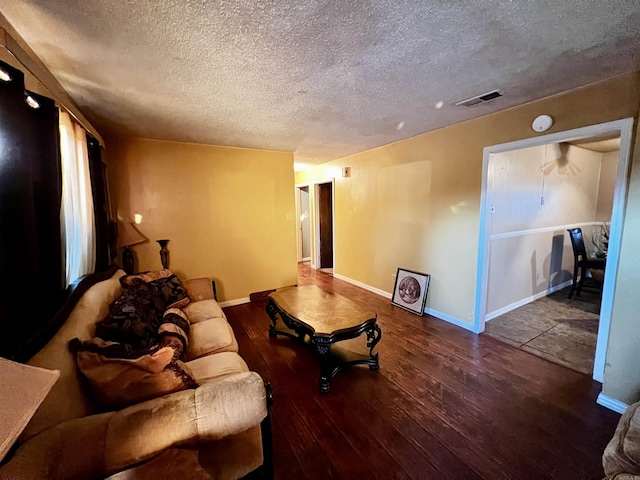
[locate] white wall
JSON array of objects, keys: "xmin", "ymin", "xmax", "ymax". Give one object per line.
[
  {"xmin": 487, "ymin": 143, "xmax": 611, "ymax": 317},
  {"xmin": 596, "ymin": 151, "xmax": 619, "ymax": 220}
]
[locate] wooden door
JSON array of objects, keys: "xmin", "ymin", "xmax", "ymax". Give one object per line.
[{"xmin": 318, "ymin": 183, "xmax": 333, "ymax": 268}]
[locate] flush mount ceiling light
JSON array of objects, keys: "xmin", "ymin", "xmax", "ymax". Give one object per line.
[
  {"xmin": 25, "ymin": 94, "xmax": 40, "ymax": 109},
  {"xmin": 0, "ymin": 68, "xmax": 11, "ymax": 82},
  {"xmin": 532, "ymin": 114, "xmax": 553, "ymax": 132}
]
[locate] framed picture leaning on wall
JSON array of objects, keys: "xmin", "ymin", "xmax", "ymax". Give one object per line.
[{"xmin": 391, "ymin": 268, "xmax": 430, "ymax": 315}]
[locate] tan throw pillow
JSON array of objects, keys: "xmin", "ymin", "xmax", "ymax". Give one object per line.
[{"xmin": 71, "ymin": 337, "xmax": 197, "ymax": 409}]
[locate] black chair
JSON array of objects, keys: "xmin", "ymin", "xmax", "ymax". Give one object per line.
[{"xmin": 567, "ymin": 227, "xmax": 606, "ymax": 299}]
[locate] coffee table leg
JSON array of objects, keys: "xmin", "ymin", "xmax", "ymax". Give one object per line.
[
  {"xmin": 319, "ymin": 374, "xmax": 331, "ymax": 394},
  {"xmin": 265, "ymin": 300, "xmax": 279, "ymax": 338},
  {"xmin": 314, "ymin": 339, "xmax": 333, "ymax": 394},
  {"xmin": 367, "ymin": 323, "xmax": 382, "ymax": 370}
]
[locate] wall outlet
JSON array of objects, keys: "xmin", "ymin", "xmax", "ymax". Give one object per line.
[{"xmin": 392, "ymin": 273, "xmax": 396, "ymax": 283}]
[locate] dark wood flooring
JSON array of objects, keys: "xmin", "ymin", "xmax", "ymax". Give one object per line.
[{"xmin": 224, "ymin": 264, "xmax": 620, "ymax": 479}]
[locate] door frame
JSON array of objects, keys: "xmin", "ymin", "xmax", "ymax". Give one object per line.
[
  {"xmin": 295, "ymin": 182, "xmax": 311, "ymax": 263},
  {"xmin": 312, "ymin": 178, "xmax": 336, "ymax": 270},
  {"xmin": 474, "ymin": 118, "xmax": 634, "ymax": 383}
]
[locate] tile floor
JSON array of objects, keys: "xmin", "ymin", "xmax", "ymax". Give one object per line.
[{"xmin": 483, "ymin": 287, "xmax": 601, "ymax": 375}]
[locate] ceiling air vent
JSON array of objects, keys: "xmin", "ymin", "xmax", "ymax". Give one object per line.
[{"xmin": 455, "ymin": 89, "xmax": 504, "ymax": 107}]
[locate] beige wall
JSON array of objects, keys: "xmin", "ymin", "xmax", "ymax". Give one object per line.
[
  {"xmin": 296, "ymin": 72, "xmax": 640, "ymax": 331},
  {"xmin": 106, "ymin": 137, "xmax": 298, "ymax": 302},
  {"xmin": 605, "ymin": 118, "xmax": 640, "ymax": 404}
]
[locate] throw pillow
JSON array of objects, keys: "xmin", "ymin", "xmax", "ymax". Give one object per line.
[
  {"xmin": 120, "ymin": 269, "xmax": 191, "ymax": 310},
  {"xmin": 150, "ymin": 275, "xmax": 191, "ymax": 309},
  {"xmin": 95, "ymin": 279, "xmax": 166, "ymax": 350},
  {"xmin": 160, "ymin": 308, "xmax": 190, "ymax": 356},
  {"xmin": 70, "ymin": 337, "xmax": 198, "ymax": 409},
  {"xmin": 119, "ymin": 269, "xmax": 173, "ymax": 287}
]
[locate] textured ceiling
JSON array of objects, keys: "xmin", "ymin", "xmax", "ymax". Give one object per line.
[{"xmin": 2, "ymin": 1, "xmax": 640, "ymax": 166}]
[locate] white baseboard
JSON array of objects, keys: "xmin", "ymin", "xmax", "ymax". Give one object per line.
[
  {"xmin": 333, "ymin": 273, "xmax": 392, "ymax": 299},
  {"xmin": 424, "ymin": 307, "xmax": 475, "ymax": 332},
  {"xmin": 597, "ymin": 393, "xmax": 628, "ymax": 414},
  {"xmin": 333, "ymin": 273, "xmax": 473, "ymax": 331},
  {"xmin": 219, "ymin": 297, "xmax": 251, "ymax": 308},
  {"xmin": 486, "ymin": 279, "xmax": 573, "ymax": 321}
]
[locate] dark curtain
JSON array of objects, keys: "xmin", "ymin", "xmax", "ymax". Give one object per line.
[
  {"xmin": 0, "ymin": 60, "xmax": 63, "ymax": 358},
  {"xmin": 88, "ymin": 136, "xmax": 112, "ymax": 272}
]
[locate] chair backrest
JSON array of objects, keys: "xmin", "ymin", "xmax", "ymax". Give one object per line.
[{"xmin": 567, "ymin": 228, "xmax": 588, "ymax": 262}]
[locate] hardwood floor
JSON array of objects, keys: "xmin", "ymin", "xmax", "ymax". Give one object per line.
[{"xmin": 224, "ymin": 264, "xmax": 620, "ymax": 479}]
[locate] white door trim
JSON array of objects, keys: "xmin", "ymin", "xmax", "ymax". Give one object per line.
[
  {"xmin": 474, "ymin": 117, "xmax": 634, "ymax": 384},
  {"xmin": 295, "ymin": 183, "xmax": 310, "ymax": 263}
]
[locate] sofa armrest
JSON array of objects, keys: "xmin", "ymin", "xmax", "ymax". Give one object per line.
[
  {"xmin": 604, "ymin": 401, "xmax": 640, "ymax": 479},
  {"xmin": 183, "ymin": 278, "xmax": 215, "ymax": 302},
  {"xmin": 0, "ymin": 372, "xmax": 267, "ymax": 480}
]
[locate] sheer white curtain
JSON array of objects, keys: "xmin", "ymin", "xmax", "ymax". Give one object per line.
[{"xmin": 59, "ymin": 110, "xmax": 95, "ymax": 286}]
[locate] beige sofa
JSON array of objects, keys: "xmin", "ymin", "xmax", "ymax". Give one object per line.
[
  {"xmin": 604, "ymin": 401, "xmax": 640, "ymax": 479},
  {"xmin": 0, "ymin": 268, "xmax": 272, "ymax": 480}
]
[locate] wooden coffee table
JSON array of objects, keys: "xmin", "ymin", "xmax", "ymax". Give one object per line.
[{"xmin": 266, "ymin": 285, "xmax": 381, "ymax": 393}]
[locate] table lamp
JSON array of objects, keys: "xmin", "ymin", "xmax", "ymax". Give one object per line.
[{"xmin": 116, "ymin": 220, "xmax": 147, "ymax": 274}]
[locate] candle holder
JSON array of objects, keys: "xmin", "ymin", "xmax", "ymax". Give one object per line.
[{"xmin": 156, "ymin": 239, "xmax": 170, "ymax": 269}]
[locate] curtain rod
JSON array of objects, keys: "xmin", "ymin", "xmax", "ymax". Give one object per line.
[{"xmin": 0, "ymin": 23, "xmax": 105, "ymax": 147}]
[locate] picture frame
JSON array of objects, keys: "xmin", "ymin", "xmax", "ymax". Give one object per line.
[{"xmin": 391, "ymin": 268, "xmax": 430, "ymax": 315}]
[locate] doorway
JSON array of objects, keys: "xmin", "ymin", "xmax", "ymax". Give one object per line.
[
  {"xmin": 314, "ymin": 180, "xmax": 334, "ymax": 273},
  {"xmin": 475, "ymin": 118, "xmax": 634, "ymax": 383},
  {"xmin": 482, "ymin": 138, "xmax": 619, "ymax": 375}
]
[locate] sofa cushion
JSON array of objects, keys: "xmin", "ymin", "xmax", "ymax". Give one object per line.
[
  {"xmin": 184, "ymin": 299, "xmax": 226, "ymax": 324},
  {"xmin": 187, "ymin": 318, "xmax": 238, "ymax": 360},
  {"xmin": 108, "ymin": 448, "xmax": 214, "ymax": 480},
  {"xmin": 198, "ymin": 425, "xmax": 264, "ymax": 480},
  {"xmin": 109, "ymin": 427, "xmax": 264, "ymax": 480},
  {"xmin": 183, "ymin": 278, "xmax": 215, "ymax": 302},
  {"xmin": 187, "ymin": 352, "xmax": 249, "ymax": 384}
]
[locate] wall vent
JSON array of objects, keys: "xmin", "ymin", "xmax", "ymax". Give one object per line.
[{"xmin": 455, "ymin": 89, "xmax": 504, "ymax": 107}]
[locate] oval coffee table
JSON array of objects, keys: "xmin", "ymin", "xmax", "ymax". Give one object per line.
[{"xmin": 266, "ymin": 285, "xmax": 381, "ymax": 394}]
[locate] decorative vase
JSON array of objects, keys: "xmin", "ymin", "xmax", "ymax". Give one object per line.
[{"xmin": 156, "ymin": 239, "xmax": 170, "ymax": 269}]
